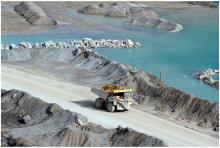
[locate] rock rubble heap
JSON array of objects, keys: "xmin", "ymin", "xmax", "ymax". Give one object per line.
[
  {"xmin": 14, "ymin": 1, "xmax": 57, "ymax": 25},
  {"xmin": 78, "ymin": 2, "xmax": 158, "ymax": 18},
  {"xmin": 125, "ymin": 17, "xmax": 183, "ymax": 32},
  {"xmin": 2, "ymin": 39, "xmax": 218, "ymax": 133},
  {"xmin": 1, "ymin": 38, "xmax": 140, "ymax": 50},
  {"xmin": 66, "ymin": 47, "xmax": 219, "ymax": 132},
  {"xmin": 194, "ymin": 69, "xmax": 219, "ymax": 88},
  {"xmin": 1, "ymin": 89, "xmax": 165, "ymax": 147},
  {"xmin": 78, "ymin": 2, "xmax": 183, "ymax": 32}
]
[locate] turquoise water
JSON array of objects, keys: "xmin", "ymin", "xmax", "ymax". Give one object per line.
[{"xmin": 1, "ymin": 7, "xmax": 219, "ymax": 102}]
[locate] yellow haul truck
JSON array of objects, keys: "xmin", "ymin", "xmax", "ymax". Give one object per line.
[{"xmin": 91, "ymin": 84, "xmax": 134, "ymax": 112}]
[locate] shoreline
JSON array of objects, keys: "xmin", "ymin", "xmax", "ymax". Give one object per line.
[
  {"xmin": 1, "ymin": 38, "xmax": 140, "ymax": 50},
  {"xmin": 1, "ymin": 38, "xmax": 218, "ymax": 99},
  {"xmin": 1, "ymin": 1, "xmax": 219, "ymax": 146}
]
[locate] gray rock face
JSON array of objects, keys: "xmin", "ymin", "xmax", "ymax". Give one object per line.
[
  {"xmin": 114, "ymin": 71, "xmax": 219, "ymax": 131},
  {"xmin": 126, "ymin": 17, "xmax": 183, "ymax": 32},
  {"xmin": 14, "ymin": 1, "xmax": 57, "ymax": 25},
  {"xmin": 1, "ymin": 89, "xmax": 165, "ymax": 147},
  {"xmin": 78, "ymin": 2, "xmax": 158, "ymax": 18}
]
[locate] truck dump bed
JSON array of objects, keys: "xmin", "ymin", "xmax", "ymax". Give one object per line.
[{"xmin": 91, "ymin": 87, "xmax": 109, "ymax": 100}]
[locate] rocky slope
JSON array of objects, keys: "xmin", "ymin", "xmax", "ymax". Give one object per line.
[
  {"xmin": 78, "ymin": 2, "xmax": 158, "ymax": 18},
  {"xmin": 1, "ymin": 89, "xmax": 165, "ymax": 147},
  {"xmin": 14, "ymin": 1, "xmax": 57, "ymax": 25},
  {"xmin": 78, "ymin": 2, "xmax": 183, "ymax": 32},
  {"xmin": 71, "ymin": 48, "xmax": 219, "ymax": 131},
  {"xmin": 2, "ymin": 45, "xmax": 218, "ymax": 133},
  {"xmin": 2, "ymin": 1, "xmax": 119, "ymax": 34},
  {"xmin": 125, "ymin": 17, "xmax": 183, "ymax": 32},
  {"xmin": 187, "ymin": 1, "xmax": 218, "ymax": 8},
  {"xmin": 114, "ymin": 72, "xmax": 219, "ymax": 131}
]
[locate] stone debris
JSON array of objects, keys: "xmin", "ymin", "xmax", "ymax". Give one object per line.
[
  {"xmin": 1, "ymin": 38, "xmax": 141, "ymax": 50},
  {"xmin": 14, "ymin": 1, "xmax": 57, "ymax": 25},
  {"xmin": 125, "ymin": 17, "xmax": 183, "ymax": 32},
  {"xmin": 19, "ymin": 42, "xmax": 32, "ymax": 49},
  {"xmin": 18, "ymin": 115, "xmax": 33, "ymax": 125},
  {"xmin": 78, "ymin": 2, "xmax": 183, "ymax": 32},
  {"xmin": 1, "ymin": 89, "xmax": 165, "ymax": 147},
  {"xmin": 1, "ymin": 39, "xmax": 218, "ymax": 137},
  {"xmin": 194, "ymin": 69, "xmax": 219, "ymax": 88},
  {"xmin": 78, "ymin": 2, "xmax": 158, "ymax": 18}
]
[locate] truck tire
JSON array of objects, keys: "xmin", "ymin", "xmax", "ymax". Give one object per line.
[
  {"xmin": 95, "ymin": 98, "xmax": 103, "ymax": 108},
  {"xmin": 106, "ymin": 102, "xmax": 115, "ymax": 112}
]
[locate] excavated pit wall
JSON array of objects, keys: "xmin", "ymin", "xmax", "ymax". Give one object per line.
[
  {"xmin": 1, "ymin": 89, "xmax": 165, "ymax": 147},
  {"xmin": 73, "ymin": 49, "xmax": 219, "ymax": 131},
  {"xmin": 1, "ymin": 47, "xmax": 219, "ymax": 132},
  {"xmin": 114, "ymin": 73, "xmax": 219, "ymax": 130}
]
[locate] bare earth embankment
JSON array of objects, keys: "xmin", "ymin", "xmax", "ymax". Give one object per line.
[
  {"xmin": 1, "ymin": 63, "xmax": 218, "ymax": 146},
  {"xmin": 1, "ymin": 1, "xmax": 219, "ymax": 147},
  {"xmin": 2, "ymin": 89, "xmax": 164, "ymax": 146},
  {"xmin": 1, "ymin": 1, "xmax": 121, "ymax": 34},
  {"xmin": 1, "ymin": 46, "xmax": 219, "ymax": 146}
]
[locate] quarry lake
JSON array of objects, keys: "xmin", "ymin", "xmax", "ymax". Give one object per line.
[{"xmin": 1, "ymin": 7, "xmax": 219, "ymax": 102}]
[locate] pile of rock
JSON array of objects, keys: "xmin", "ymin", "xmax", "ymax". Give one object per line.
[
  {"xmin": 78, "ymin": 2, "xmax": 157, "ymax": 18},
  {"xmin": 1, "ymin": 38, "xmax": 141, "ymax": 50},
  {"xmin": 78, "ymin": 2, "xmax": 183, "ymax": 32},
  {"xmin": 125, "ymin": 17, "xmax": 183, "ymax": 32},
  {"xmin": 14, "ymin": 1, "xmax": 57, "ymax": 25},
  {"xmin": 1, "ymin": 89, "xmax": 165, "ymax": 147},
  {"xmin": 187, "ymin": 1, "xmax": 218, "ymax": 8},
  {"xmin": 71, "ymin": 47, "xmax": 219, "ymax": 131},
  {"xmin": 194, "ymin": 69, "xmax": 219, "ymax": 88}
]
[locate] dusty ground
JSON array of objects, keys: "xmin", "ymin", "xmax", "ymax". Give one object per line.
[
  {"xmin": 1, "ymin": 46, "xmax": 218, "ymax": 146},
  {"xmin": 1, "ymin": 1, "xmax": 120, "ymax": 34},
  {"xmin": 1, "ymin": 1, "xmax": 219, "ymax": 146},
  {"xmin": 1, "ymin": 62, "xmax": 218, "ymax": 146},
  {"xmin": 2, "ymin": 89, "xmax": 165, "ymax": 146},
  {"xmin": 1, "ymin": 1, "xmax": 199, "ymax": 34}
]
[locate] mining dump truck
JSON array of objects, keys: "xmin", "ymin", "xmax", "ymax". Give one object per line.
[{"xmin": 91, "ymin": 84, "xmax": 134, "ymax": 112}]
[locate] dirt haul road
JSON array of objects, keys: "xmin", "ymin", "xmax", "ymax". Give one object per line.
[{"xmin": 1, "ymin": 63, "xmax": 218, "ymax": 147}]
